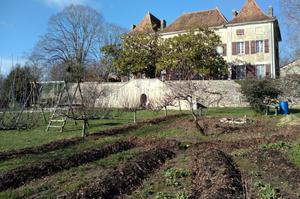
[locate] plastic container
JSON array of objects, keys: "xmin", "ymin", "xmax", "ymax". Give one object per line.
[{"xmin": 279, "ymin": 101, "xmax": 289, "ymax": 115}]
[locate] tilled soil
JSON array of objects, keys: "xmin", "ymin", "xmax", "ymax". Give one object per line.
[
  {"xmin": 0, "ymin": 137, "xmax": 83, "ymax": 162},
  {"xmin": 0, "ymin": 114, "xmax": 181, "ymax": 162},
  {"xmin": 0, "ymin": 141, "xmax": 135, "ymax": 191},
  {"xmin": 190, "ymin": 148, "xmax": 244, "ymax": 199},
  {"xmin": 68, "ymin": 148, "xmax": 175, "ymax": 199},
  {"xmin": 246, "ymin": 149, "xmax": 300, "ymax": 198}
]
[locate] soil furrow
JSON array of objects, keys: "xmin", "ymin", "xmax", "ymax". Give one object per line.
[
  {"xmin": 0, "ymin": 114, "xmax": 181, "ymax": 161},
  {"xmin": 191, "ymin": 148, "xmax": 244, "ymax": 199},
  {"xmin": 69, "ymin": 148, "xmax": 175, "ymax": 199},
  {"xmin": 0, "ymin": 141, "xmax": 135, "ymax": 192}
]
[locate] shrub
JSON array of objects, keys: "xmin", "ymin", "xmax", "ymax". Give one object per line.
[{"xmin": 239, "ymin": 79, "xmax": 281, "ymax": 113}]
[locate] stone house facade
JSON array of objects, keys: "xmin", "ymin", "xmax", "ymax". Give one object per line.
[
  {"xmin": 132, "ymin": 0, "xmax": 281, "ymax": 79},
  {"xmin": 280, "ymin": 58, "xmax": 300, "ymax": 77}
]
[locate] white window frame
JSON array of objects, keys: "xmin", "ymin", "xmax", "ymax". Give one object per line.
[
  {"xmin": 255, "ymin": 64, "xmax": 266, "ymax": 79},
  {"xmin": 256, "ymin": 40, "xmax": 264, "ymax": 53},
  {"xmin": 237, "ymin": 42, "xmax": 245, "ymax": 55}
]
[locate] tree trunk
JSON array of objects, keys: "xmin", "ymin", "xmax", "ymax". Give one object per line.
[
  {"xmin": 133, "ymin": 111, "xmax": 136, "ymax": 123},
  {"xmin": 82, "ymin": 119, "xmax": 89, "ymax": 137},
  {"xmin": 178, "ymin": 100, "xmax": 182, "ymax": 112},
  {"xmin": 165, "ymin": 106, "xmax": 168, "ymax": 116}
]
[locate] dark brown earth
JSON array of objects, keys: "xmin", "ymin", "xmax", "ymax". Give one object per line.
[
  {"xmin": 0, "ymin": 141, "xmax": 135, "ymax": 191},
  {"xmin": 245, "ymin": 149, "xmax": 300, "ymax": 198},
  {"xmin": 71, "ymin": 148, "xmax": 175, "ymax": 199},
  {"xmin": 190, "ymin": 148, "xmax": 244, "ymax": 199}
]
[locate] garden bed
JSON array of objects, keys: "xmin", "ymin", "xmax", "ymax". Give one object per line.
[
  {"xmin": 0, "ymin": 141, "xmax": 135, "ymax": 191},
  {"xmin": 70, "ymin": 148, "xmax": 175, "ymax": 199},
  {"xmin": 191, "ymin": 148, "xmax": 244, "ymax": 199}
]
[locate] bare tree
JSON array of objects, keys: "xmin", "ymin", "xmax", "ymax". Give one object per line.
[
  {"xmin": 122, "ymin": 96, "xmax": 142, "ymax": 124},
  {"xmin": 165, "ymin": 81, "xmax": 224, "ymax": 135},
  {"xmin": 32, "ymin": 5, "xmax": 105, "ymax": 82}
]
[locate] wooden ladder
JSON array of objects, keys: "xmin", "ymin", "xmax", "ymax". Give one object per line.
[{"xmin": 46, "ymin": 85, "xmax": 67, "ymax": 133}]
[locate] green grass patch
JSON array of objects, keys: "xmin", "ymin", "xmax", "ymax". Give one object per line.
[
  {"xmin": 0, "ymin": 110, "xmax": 177, "ymax": 152},
  {"xmin": 0, "ymin": 135, "xmax": 124, "ymax": 173},
  {"xmin": 0, "ymin": 148, "xmax": 142, "ymax": 199},
  {"xmin": 254, "ymin": 180, "xmax": 280, "ymax": 199},
  {"xmin": 206, "ymin": 107, "xmax": 255, "ymax": 117},
  {"xmin": 260, "ymin": 141, "xmax": 290, "ymax": 150},
  {"xmin": 289, "ymin": 141, "xmax": 300, "ymax": 168}
]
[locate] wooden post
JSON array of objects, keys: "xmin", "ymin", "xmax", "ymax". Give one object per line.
[
  {"xmin": 178, "ymin": 100, "xmax": 182, "ymax": 112},
  {"xmin": 133, "ymin": 111, "xmax": 136, "ymax": 123},
  {"xmin": 82, "ymin": 119, "xmax": 89, "ymax": 137}
]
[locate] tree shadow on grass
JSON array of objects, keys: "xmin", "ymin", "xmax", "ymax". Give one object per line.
[{"xmin": 289, "ymin": 109, "xmax": 300, "ymax": 114}]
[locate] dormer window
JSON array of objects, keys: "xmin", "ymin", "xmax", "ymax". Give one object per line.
[{"xmin": 236, "ymin": 29, "xmax": 245, "ymax": 36}]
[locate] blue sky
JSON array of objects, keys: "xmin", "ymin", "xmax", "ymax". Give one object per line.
[{"xmin": 0, "ymin": 0, "xmax": 284, "ymax": 75}]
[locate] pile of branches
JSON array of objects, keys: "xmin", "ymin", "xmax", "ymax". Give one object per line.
[
  {"xmin": 191, "ymin": 149, "xmax": 244, "ymax": 199},
  {"xmin": 0, "ymin": 141, "xmax": 135, "ymax": 191},
  {"xmin": 71, "ymin": 148, "xmax": 175, "ymax": 198}
]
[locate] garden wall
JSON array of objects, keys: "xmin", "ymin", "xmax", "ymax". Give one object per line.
[{"xmin": 78, "ymin": 79, "xmax": 249, "ymax": 110}]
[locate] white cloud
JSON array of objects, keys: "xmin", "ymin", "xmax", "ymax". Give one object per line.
[{"xmin": 43, "ymin": 0, "xmax": 89, "ymax": 8}]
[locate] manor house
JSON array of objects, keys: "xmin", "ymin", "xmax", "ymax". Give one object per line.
[{"xmin": 131, "ymin": 0, "xmax": 281, "ymax": 80}]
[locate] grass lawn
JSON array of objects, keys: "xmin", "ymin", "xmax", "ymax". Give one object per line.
[
  {"xmin": 0, "ymin": 109, "xmax": 178, "ymax": 152},
  {"xmin": 0, "ymin": 107, "xmax": 256, "ymax": 152}
]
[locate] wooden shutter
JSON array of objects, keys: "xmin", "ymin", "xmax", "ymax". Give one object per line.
[
  {"xmin": 245, "ymin": 41, "xmax": 250, "ymax": 54},
  {"xmin": 265, "ymin": 39, "xmax": 269, "ymax": 53},
  {"xmin": 231, "ymin": 65, "xmax": 237, "ymax": 79},
  {"xmin": 246, "ymin": 64, "xmax": 256, "ymax": 78},
  {"xmin": 251, "ymin": 41, "xmax": 256, "ymax": 54},
  {"xmin": 223, "ymin": 44, "xmax": 227, "ymax": 56},
  {"xmin": 265, "ymin": 64, "xmax": 271, "ymax": 77},
  {"xmin": 232, "ymin": 42, "xmax": 237, "ymax": 55}
]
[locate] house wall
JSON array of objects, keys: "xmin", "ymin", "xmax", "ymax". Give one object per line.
[
  {"xmin": 160, "ymin": 21, "xmax": 278, "ymax": 79},
  {"xmin": 281, "ymin": 59, "xmax": 300, "ymax": 77}
]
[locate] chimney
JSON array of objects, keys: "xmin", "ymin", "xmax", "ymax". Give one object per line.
[
  {"xmin": 232, "ymin": 10, "xmax": 238, "ymax": 18},
  {"xmin": 131, "ymin": 25, "xmax": 136, "ymax": 30},
  {"xmin": 268, "ymin": 6, "xmax": 273, "ymax": 16},
  {"xmin": 160, "ymin": 19, "xmax": 166, "ymax": 30}
]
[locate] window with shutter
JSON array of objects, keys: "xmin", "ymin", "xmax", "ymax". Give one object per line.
[
  {"xmin": 231, "ymin": 65, "xmax": 237, "ymax": 79},
  {"xmin": 265, "ymin": 39, "xmax": 269, "ymax": 53},
  {"xmin": 245, "ymin": 41, "xmax": 249, "ymax": 54},
  {"xmin": 246, "ymin": 65, "xmax": 256, "ymax": 78},
  {"xmin": 265, "ymin": 64, "xmax": 271, "ymax": 77},
  {"xmin": 236, "ymin": 29, "xmax": 245, "ymax": 35},
  {"xmin": 223, "ymin": 44, "xmax": 227, "ymax": 56},
  {"xmin": 232, "ymin": 42, "xmax": 237, "ymax": 55},
  {"xmin": 256, "ymin": 40, "xmax": 264, "ymax": 53},
  {"xmin": 251, "ymin": 41, "xmax": 256, "ymax": 54},
  {"xmin": 236, "ymin": 42, "xmax": 245, "ymax": 55},
  {"xmin": 255, "ymin": 65, "xmax": 265, "ymax": 79}
]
